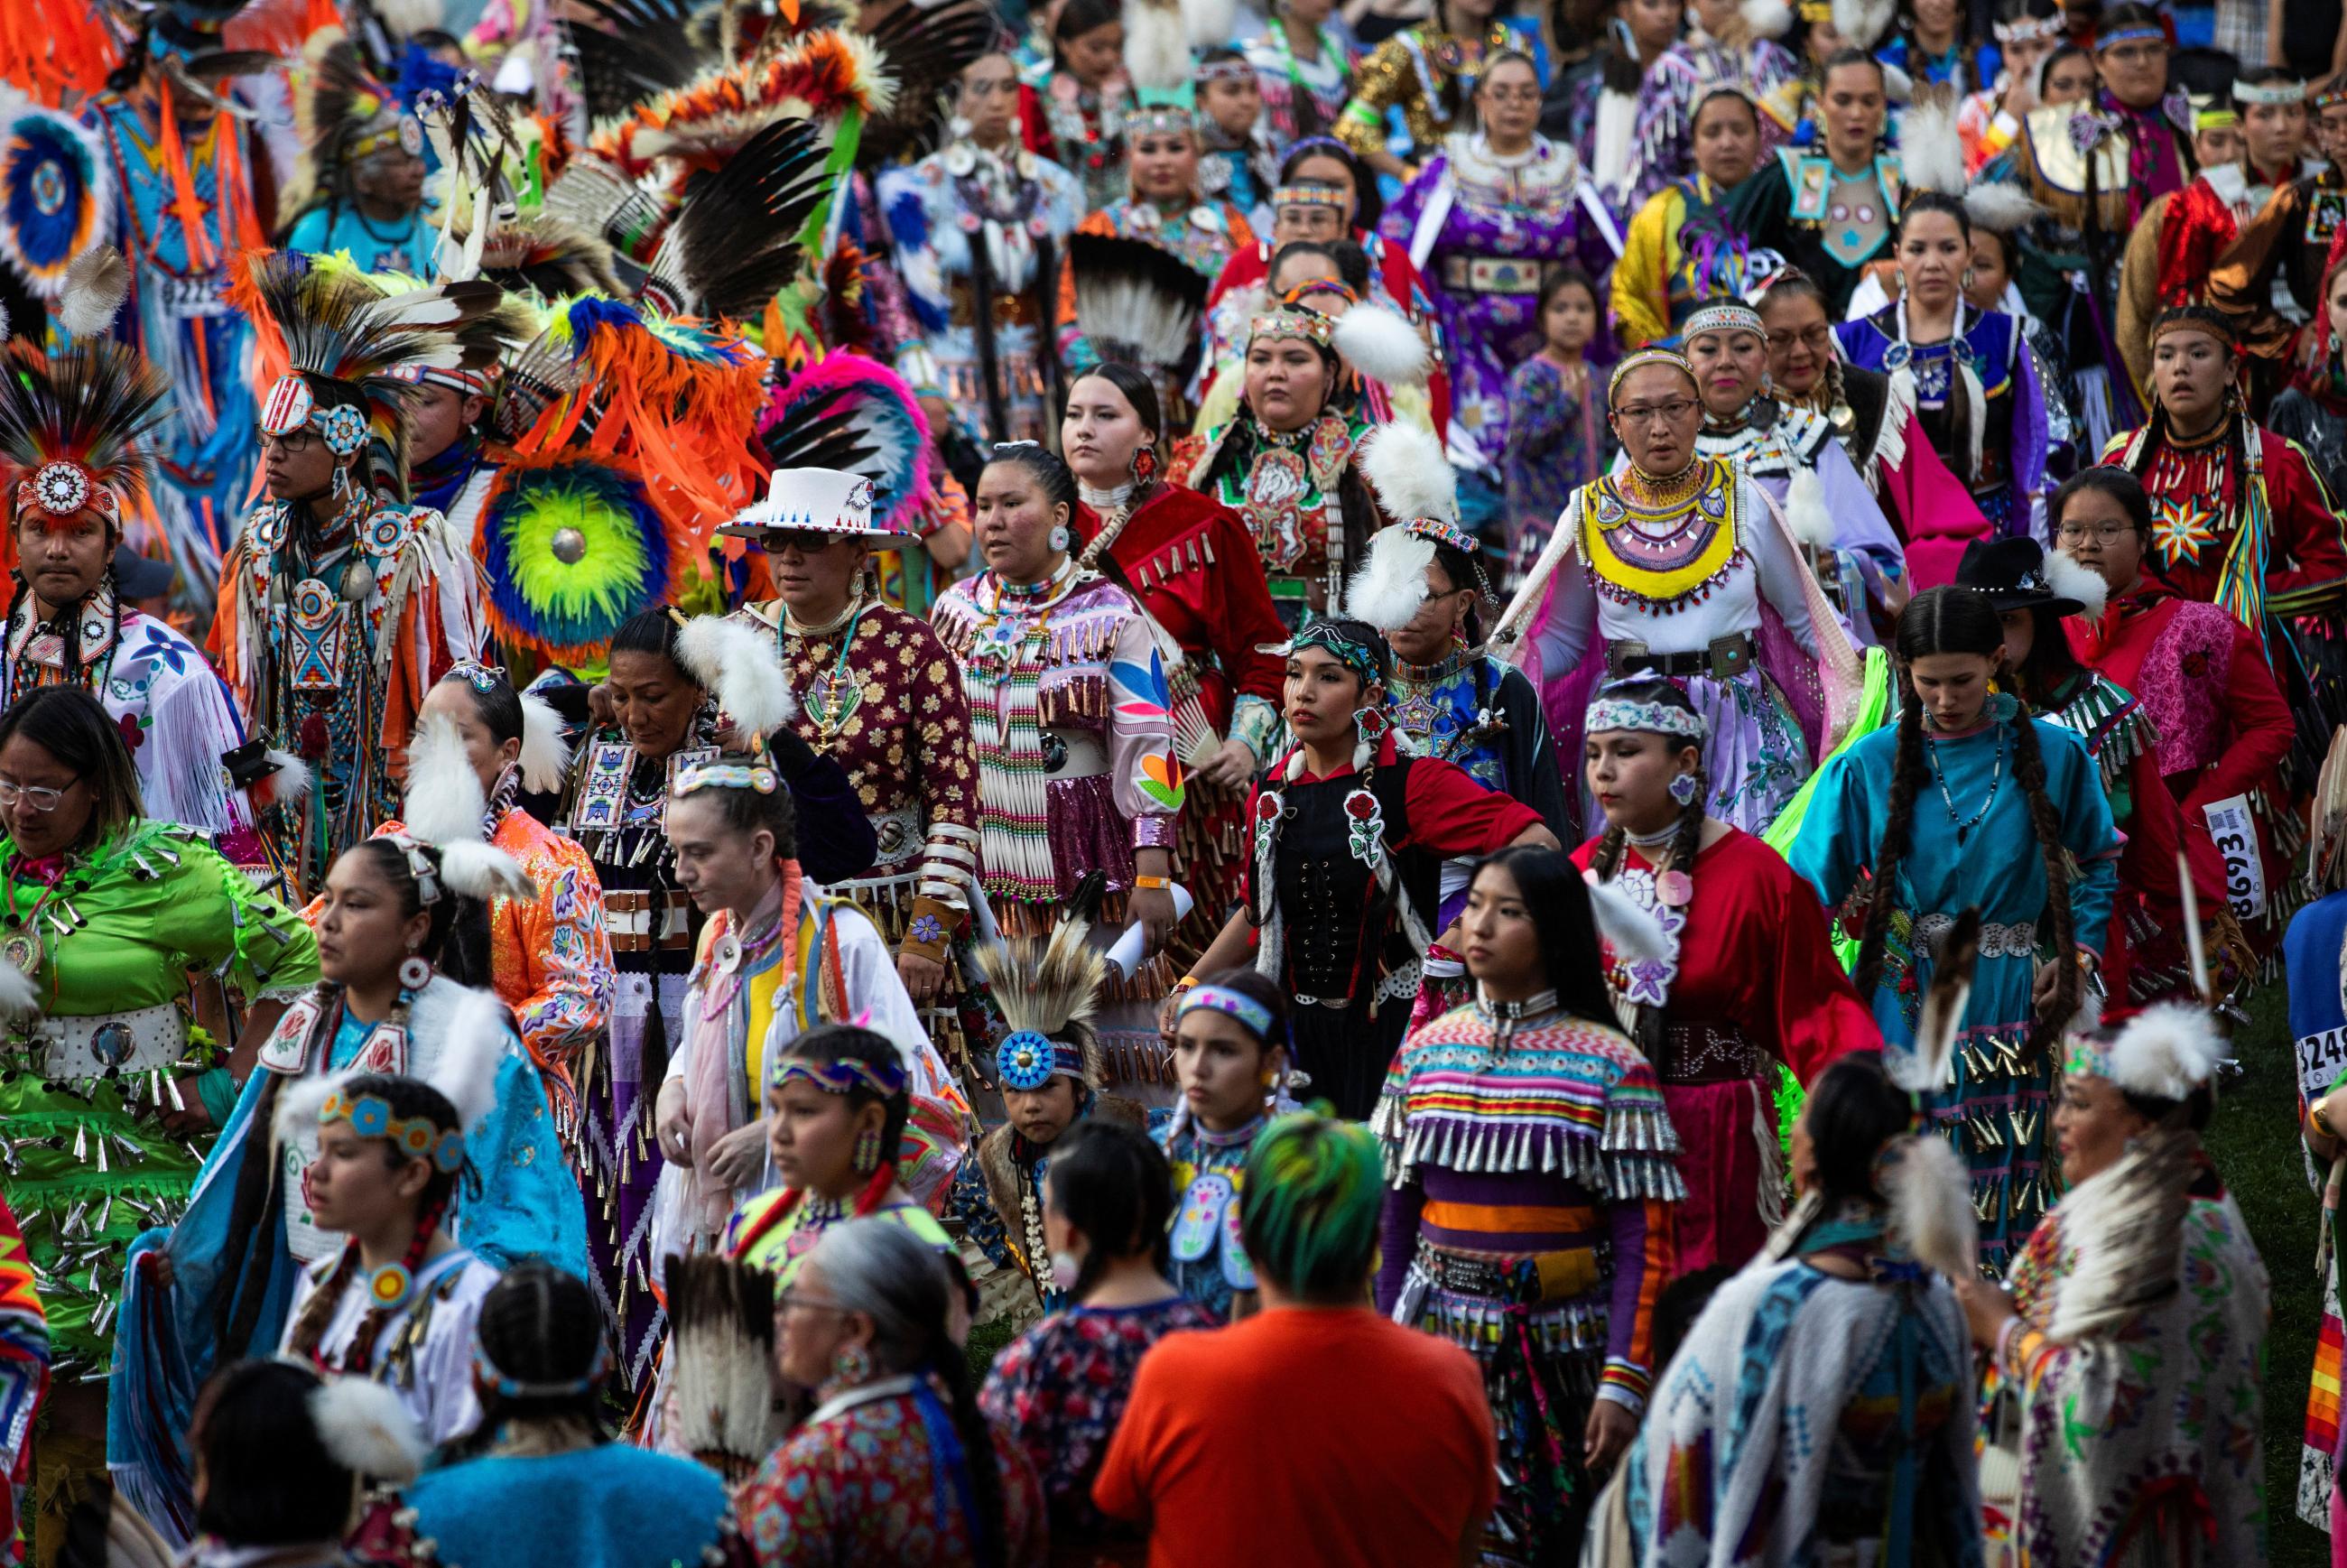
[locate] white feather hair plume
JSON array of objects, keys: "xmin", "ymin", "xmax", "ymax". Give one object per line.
[
  {"xmin": 401, "ymin": 710, "xmax": 488, "ymax": 849},
  {"xmin": 1348, "ymin": 525, "xmax": 1442, "ymax": 634},
  {"xmin": 1331, "ymin": 304, "xmax": 1433, "ymax": 388},
  {"xmin": 0, "ymin": 959, "xmax": 38, "ymax": 1023},
  {"xmin": 1122, "ymin": 0, "xmax": 1192, "ymax": 96},
  {"xmin": 1964, "ymin": 181, "xmax": 2045, "ymax": 236},
  {"xmin": 1785, "ymin": 468, "xmax": 1836, "ymax": 549},
  {"xmin": 308, "ymin": 1376, "xmax": 428, "ymax": 1484},
  {"xmin": 2105, "ymin": 1002, "xmax": 2226, "ymax": 1102},
  {"xmin": 1881, "ymin": 61, "xmax": 1915, "ymax": 104},
  {"xmin": 427, "ymin": 986, "xmax": 521, "ymax": 1134},
  {"xmin": 1739, "ymin": 0, "xmax": 1792, "ymax": 36},
  {"xmin": 273, "ymin": 1068, "xmax": 348, "ymax": 1151},
  {"xmin": 2042, "ymin": 547, "xmax": 2109, "ymax": 617},
  {"xmin": 56, "ymin": 246, "xmax": 130, "ymax": 340},
  {"xmin": 1879, "ymin": 1133, "xmax": 1979, "ymax": 1281},
  {"xmin": 1832, "ymin": 0, "xmax": 1896, "ymax": 47},
  {"xmin": 516, "ymin": 689, "xmax": 571, "ymax": 793},
  {"xmin": 1581, "ymin": 869, "xmax": 1671, "ymax": 965},
  {"xmin": 1359, "ymin": 422, "xmax": 1456, "ymax": 528},
  {"xmin": 677, "ymin": 616, "xmax": 797, "ymax": 740},
  {"xmin": 437, "ymin": 839, "xmax": 536, "ymax": 903},
  {"xmin": 1898, "ymin": 96, "xmax": 1967, "ymax": 196}
]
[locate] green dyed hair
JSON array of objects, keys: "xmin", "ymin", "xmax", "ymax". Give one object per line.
[{"xmin": 1237, "ymin": 1112, "xmax": 1382, "ymax": 1305}]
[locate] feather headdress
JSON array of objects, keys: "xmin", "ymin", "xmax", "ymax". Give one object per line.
[
  {"xmin": 1331, "ymin": 302, "xmax": 1432, "ymax": 388},
  {"xmin": 472, "ymin": 215, "xmax": 627, "ymax": 302},
  {"xmin": 974, "ymin": 872, "xmax": 1112, "ymax": 1088},
  {"xmin": 755, "ymin": 354, "xmax": 935, "ymax": 538},
  {"xmin": 588, "ymin": 25, "xmax": 895, "ymax": 179},
  {"xmin": 676, "ymin": 614, "xmax": 798, "ymax": 738},
  {"xmin": 1964, "ymin": 181, "xmax": 2045, "ymax": 236},
  {"xmin": 1349, "ymin": 422, "xmax": 1464, "ymax": 632},
  {"xmin": 1070, "ymin": 232, "xmax": 1212, "ymax": 376},
  {"xmin": 640, "ymin": 115, "xmax": 831, "ymax": 321},
  {"xmin": 397, "ymin": 710, "xmax": 536, "ymax": 903},
  {"xmin": 852, "ymin": 0, "xmax": 997, "ymax": 168},
  {"xmin": 0, "ymin": 336, "xmax": 171, "ymax": 531},
  {"xmin": 2101, "ymin": 1002, "xmax": 2226, "ymax": 1102},
  {"xmin": 284, "ymin": 30, "xmax": 457, "ymax": 218},
  {"xmin": 309, "ymin": 1376, "xmax": 429, "ymax": 1484}
]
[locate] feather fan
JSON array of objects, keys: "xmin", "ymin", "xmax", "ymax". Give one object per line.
[
  {"xmin": 666, "ymin": 1255, "xmax": 784, "ymax": 1480},
  {"xmin": 1880, "ymin": 1133, "xmax": 1979, "ymax": 1281},
  {"xmin": 1739, "ymin": 0, "xmax": 1792, "ymax": 36},
  {"xmin": 1784, "ymin": 468, "xmax": 1835, "ymax": 549},
  {"xmin": 1071, "ymin": 232, "xmax": 1211, "ymax": 374},
  {"xmin": 401, "ymin": 710, "xmax": 491, "ymax": 849},
  {"xmin": 1581, "ymin": 869, "xmax": 1670, "ymax": 965},
  {"xmin": 437, "ymin": 840, "xmax": 539, "ymax": 903},
  {"xmin": 1895, "ymin": 905, "xmax": 1975, "ymax": 1094},
  {"xmin": 1121, "ymin": 0, "xmax": 1192, "ymax": 97},
  {"xmin": 2041, "ymin": 548, "xmax": 2107, "ymax": 617},
  {"xmin": 677, "ymin": 615, "xmax": 798, "ymax": 738},
  {"xmin": 1331, "ymin": 302, "xmax": 1432, "ymax": 387},
  {"xmin": 55, "ymin": 246, "xmax": 129, "ymax": 340},
  {"xmin": 1832, "ymin": 0, "xmax": 1895, "ymax": 47},
  {"xmin": 310, "ymin": 1377, "xmax": 429, "ymax": 1484}
]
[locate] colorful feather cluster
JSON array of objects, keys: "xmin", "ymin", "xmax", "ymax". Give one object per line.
[
  {"xmin": 587, "ymin": 26, "xmax": 892, "ymax": 177},
  {"xmin": 477, "ymin": 450, "xmax": 682, "ymax": 666},
  {"xmin": 0, "ymin": 100, "xmax": 112, "ymax": 296},
  {"xmin": 755, "ymin": 353, "xmax": 933, "ymax": 537},
  {"xmin": 0, "ymin": 339, "xmax": 172, "ymax": 520}
]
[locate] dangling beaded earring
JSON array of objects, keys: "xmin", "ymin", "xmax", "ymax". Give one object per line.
[
  {"xmin": 830, "ymin": 1343, "xmax": 871, "ymax": 1385},
  {"xmin": 1131, "ymin": 445, "xmax": 1158, "ymax": 487},
  {"xmin": 398, "ymin": 942, "xmax": 433, "ymax": 997},
  {"xmin": 851, "ymin": 1121, "xmax": 882, "ymax": 1174},
  {"xmin": 1667, "ymin": 771, "xmax": 1699, "ymax": 806}
]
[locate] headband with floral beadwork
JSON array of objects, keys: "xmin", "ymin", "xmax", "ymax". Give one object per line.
[
  {"xmin": 1248, "ymin": 300, "xmax": 1337, "ymax": 348},
  {"xmin": 1585, "ymin": 681, "xmax": 1710, "ymax": 742},
  {"xmin": 1285, "ymin": 616, "xmax": 1384, "ymax": 687},
  {"xmin": 1177, "ymin": 984, "xmax": 1276, "ymax": 1040}
]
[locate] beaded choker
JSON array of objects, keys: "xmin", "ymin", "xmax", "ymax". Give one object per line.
[
  {"xmin": 1477, "ymin": 987, "xmax": 1560, "ymax": 1020},
  {"xmin": 1619, "ymin": 460, "xmax": 1707, "ymax": 509}
]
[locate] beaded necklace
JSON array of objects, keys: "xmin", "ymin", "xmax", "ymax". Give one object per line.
[
  {"xmin": 788, "ymin": 594, "xmax": 870, "ymax": 742},
  {"xmin": 1926, "ymin": 720, "xmax": 2005, "ymax": 845}
]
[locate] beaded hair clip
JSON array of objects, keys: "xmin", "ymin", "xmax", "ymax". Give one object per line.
[
  {"xmin": 320, "ymin": 1087, "xmax": 468, "ymax": 1174},
  {"xmin": 672, "ymin": 758, "xmax": 780, "ymax": 798},
  {"xmin": 378, "ymin": 829, "xmax": 446, "ymax": 908},
  {"xmin": 442, "ymin": 660, "xmax": 508, "ymax": 694}
]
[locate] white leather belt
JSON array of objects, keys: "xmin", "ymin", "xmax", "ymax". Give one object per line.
[{"xmin": 36, "ymin": 1002, "xmax": 188, "ymax": 1079}]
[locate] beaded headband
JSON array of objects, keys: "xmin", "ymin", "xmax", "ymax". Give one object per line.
[
  {"xmin": 442, "ymin": 660, "xmax": 506, "ymax": 695},
  {"xmin": 2321, "ymin": 82, "xmax": 2347, "ymax": 110},
  {"xmin": 2062, "ymin": 1036, "xmax": 2113, "ymax": 1081},
  {"xmin": 2194, "ymin": 98, "xmax": 2240, "ymax": 130},
  {"xmin": 472, "ymin": 1337, "xmax": 612, "ymax": 1400},
  {"xmin": 320, "ymin": 1087, "xmax": 468, "ymax": 1174},
  {"xmin": 2096, "ymin": 22, "xmax": 2165, "ymax": 48},
  {"xmin": 1405, "ymin": 515, "xmax": 1483, "ymax": 558},
  {"xmin": 1248, "ymin": 302, "xmax": 1336, "ymax": 346},
  {"xmin": 1584, "ymin": 693, "xmax": 1710, "ymax": 741},
  {"xmin": 997, "ymin": 1029, "xmax": 1083, "ymax": 1092},
  {"xmin": 1127, "ymin": 106, "xmax": 1196, "ymax": 137},
  {"xmin": 1196, "ymin": 56, "xmax": 1256, "ymax": 84},
  {"xmin": 1177, "ymin": 984, "xmax": 1276, "ymax": 1040},
  {"xmin": 1797, "ymin": 0, "xmax": 1831, "ymax": 19},
  {"xmin": 772, "ymin": 1053, "xmax": 909, "ymax": 1095},
  {"xmin": 1272, "ymin": 182, "xmax": 1350, "ymax": 209},
  {"xmin": 1287, "ymin": 617, "xmax": 1384, "ymax": 685},
  {"xmin": 1681, "ymin": 302, "xmax": 1765, "ymax": 342},
  {"xmin": 672, "ymin": 757, "xmax": 780, "ymax": 797},
  {"xmin": 260, "ymin": 375, "xmax": 371, "ymax": 456},
  {"xmin": 2233, "ymin": 77, "xmax": 2306, "ymax": 104},
  {"xmin": 1608, "ymin": 347, "xmax": 1698, "ymax": 404},
  {"xmin": 1995, "ymin": 13, "xmax": 2064, "ymax": 41}
]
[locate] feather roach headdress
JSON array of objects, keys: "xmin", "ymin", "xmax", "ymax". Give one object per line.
[
  {"xmin": 755, "ymin": 354, "xmax": 936, "ymax": 540},
  {"xmin": 478, "ymin": 450, "xmax": 687, "ymax": 668},
  {"xmin": 1069, "ymin": 232, "xmax": 1211, "ymax": 376},
  {"xmin": 230, "ymin": 250, "xmax": 509, "ymax": 496},
  {"xmin": 587, "ymin": 23, "xmax": 894, "ymax": 180},
  {"xmin": 0, "ymin": 335, "xmax": 171, "ymax": 533},
  {"xmin": 974, "ymin": 872, "xmax": 1111, "ymax": 1091},
  {"xmin": 284, "ymin": 30, "xmax": 459, "ymax": 218}
]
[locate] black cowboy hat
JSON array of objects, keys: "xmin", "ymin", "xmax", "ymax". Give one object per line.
[{"xmin": 1953, "ymin": 536, "xmax": 2086, "ymax": 617}]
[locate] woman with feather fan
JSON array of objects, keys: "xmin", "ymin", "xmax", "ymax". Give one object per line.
[
  {"xmin": 107, "ymin": 705, "xmax": 585, "ymax": 1547},
  {"xmin": 1956, "ymin": 1003, "xmax": 2268, "ymax": 1568},
  {"xmin": 1620, "ymin": 1054, "xmax": 1985, "ymax": 1568}
]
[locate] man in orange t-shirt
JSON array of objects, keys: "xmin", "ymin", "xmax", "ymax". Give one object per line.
[{"xmin": 1093, "ymin": 1115, "xmax": 1496, "ymax": 1566}]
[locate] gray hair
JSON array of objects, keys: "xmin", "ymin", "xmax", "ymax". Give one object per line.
[{"xmin": 808, "ymin": 1220, "xmax": 952, "ymax": 1376}]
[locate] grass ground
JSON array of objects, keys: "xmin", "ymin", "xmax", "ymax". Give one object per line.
[{"xmin": 2206, "ymin": 984, "xmax": 2328, "ymax": 1567}]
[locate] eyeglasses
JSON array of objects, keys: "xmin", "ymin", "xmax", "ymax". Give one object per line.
[
  {"xmin": 263, "ymin": 429, "xmax": 320, "ymax": 455},
  {"xmin": 1613, "ymin": 398, "xmax": 1699, "ymax": 425},
  {"xmin": 2055, "ymin": 523, "xmax": 2133, "ymax": 544},
  {"xmin": 1766, "ymin": 326, "xmax": 1835, "ymax": 352},
  {"xmin": 0, "ymin": 777, "xmax": 81, "ymax": 812}
]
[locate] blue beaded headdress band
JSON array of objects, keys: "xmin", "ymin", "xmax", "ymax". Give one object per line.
[
  {"xmin": 996, "ymin": 1029, "xmax": 1084, "ymax": 1091},
  {"xmin": 771, "ymin": 1053, "xmax": 909, "ymax": 1096},
  {"xmin": 2096, "ymin": 23, "xmax": 2165, "ymax": 47},
  {"xmin": 320, "ymin": 1088, "xmax": 468, "ymax": 1174},
  {"xmin": 1608, "ymin": 347, "xmax": 1697, "ymax": 404},
  {"xmin": 1177, "ymin": 984, "xmax": 1276, "ymax": 1041}
]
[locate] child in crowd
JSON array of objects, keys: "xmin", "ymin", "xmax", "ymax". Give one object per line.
[
  {"xmin": 1500, "ymin": 266, "xmax": 1612, "ymax": 589},
  {"xmin": 1196, "ymin": 48, "xmax": 1279, "ymax": 227}
]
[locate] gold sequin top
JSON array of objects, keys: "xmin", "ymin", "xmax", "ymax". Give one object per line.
[{"xmin": 1337, "ymin": 23, "xmax": 1517, "ymax": 165}]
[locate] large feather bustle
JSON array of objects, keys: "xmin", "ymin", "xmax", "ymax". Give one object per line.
[
  {"xmin": 2041, "ymin": 548, "xmax": 2108, "ymax": 617},
  {"xmin": 1348, "ymin": 524, "xmax": 1441, "ymax": 634},
  {"xmin": 641, "ymin": 115, "xmax": 830, "ymax": 321},
  {"xmin": 676, "ymin": 615, "xmax": 798, "ymax": 738},
  {"xmin": 1070, "ymin": 233, "xmax": 1211, "ymax": 371},
  {"xmin": 666, "ymin": 1255, "xmax": 784, "ymax": 1470},
  {"xmin": 2104, "ymin": 1002, "xmax": 2225, "ymax": 1101},
  {"xmin": 400, "ymin": 710, "xmax": 491, "ymax": 849},
  {"xmin": 1331, "ymin": 303, "xmax": 1433, "ymax": 388},
  {"xmin": 1581, "ymin": 870, "xmax": 1671, "ymax": 964},
  {"xmin": 1898, "ymin": 96, "xmax": 1967, "ymax": 197},
  {"xmin": 55, "ymin": 246, "xmax": 130, "ymax": 340},
  {"xmin": 1358, "ymin": 421, "xmax": 1457, "ymax": 527},
  {"xmin": 1964, "ymin": 181, "xmax": 2044, "ymax": 236},
  {"xmin": 309, "ymin": 1376, "xmax": 429, "ymax": 1484},
  {"xmin": 428, "ymin": 985, "xmax": 520, "ymax": 1134},
  {"xmin": 0, "ymin": 339, "xmax": 171, "ymax": 514},
  {"xmin": 589, "ymin": 26, "xmax": 895, "ymax": 176},
  {"xmin": 1880, "ymin": 1133, "xmax": 1979, "ymax": 1281},
  {"xmin": 2044, "ymin": 1124, "xmax": 2196, "ymax": 1341},
  {"xmin": 518, "ymin": 690, "xmax": 571, "ymax": 792},
  {"xmin": 1121, "ymin": 0, "xmax": 1192, "ymax": 97}
]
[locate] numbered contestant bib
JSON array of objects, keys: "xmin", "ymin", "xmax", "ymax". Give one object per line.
[{"xmin": 2201, "ymin": 793, "xmax": 2266, "ymax": 920}]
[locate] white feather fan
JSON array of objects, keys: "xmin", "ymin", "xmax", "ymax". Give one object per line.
[
  {"xmin": 677, "ymin": 616, "xmax": 797, "ymax": 740},
  {"xmin": 1739, "ymin": 0, "xmax": 1792, "ymax": 37},
  {"xmin": 56, "ymin": 246, "xmax": 130, "ymax": 340},
  {"xmin": 1832, "ymin": 0, "xmax": 1896, "ymax": 47},
  {"xmin": 2042, "ymin": 546, "xmax": 2110, "ymax": 617},
  {"xmin": 1581, "ymin": 869, "xmax": 1671, "ymax": 964},
  {"xmin": 1331, "ymin": 303, "xmax": 1433, "ymax": 388},
  {"xmin": 438, "ymin": 838, "xmax": 537, "ymax": 903},
  {"xmin": 516, "ymin": 689, "xmax": 571, "ymax": 793},
  {"xmin": 309, "ymin": 1376, "xmax": 428, "ymax": 1484},
  {"xmin": 1121, "ymin": 0, "xmax": 1192, "ymax": 96},
  {"xmin": 1359, "ymin": 422, "xmax": 1457, "ymax": 527}
]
